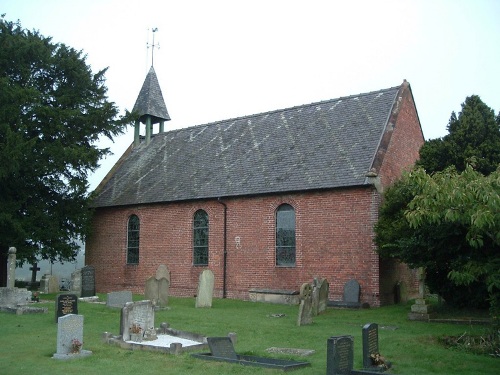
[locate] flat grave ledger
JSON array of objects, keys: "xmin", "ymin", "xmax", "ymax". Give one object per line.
[
  {"xmin": 55, "ymin": 294, "xmax": 78, "ymax": 322},
  {"xmin": 192, "ymin": 336, "xmax": 311, "ymax": 371}
]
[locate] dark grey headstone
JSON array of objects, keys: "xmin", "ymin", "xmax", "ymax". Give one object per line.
[
  {"xmin": 326, "ymin": 336, "xmax": 354, "ymax": 375},
  {"xmin": 80, "ymin": 266, "xmax": 95, "ymax": 297},
  {"xmin": 362, "ymin": 323, "xmax": 379, "ymax": 369},
  {"xmin": 343, "ymin": 279, "xmax": 360, "ymax": 303},
  {"xmin": 55, "ymin": 294, "xmax": 78, "ymax": 323},
  {"xmin": 207, "ymin": 337, "xmax": 238, "ymax": 360}
]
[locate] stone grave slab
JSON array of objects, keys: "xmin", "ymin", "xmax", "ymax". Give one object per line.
[
  {"xmin": 106, "ymin": 291, "xmax": 133, "ymax": 308},
  {"xmin": 192, "ymin": 336, "xmax": 311, "ymax": 370},
  {"xmin": 195, "ymin": 269, "xmax": 214, "ymax": 308},
  {"xmin": 81, "ymin": 266, "xmax": 95, "ymax": 297},
  {"xmin": 55, "ymin": 294, "xmax": 78, "ymax": 323},
  {"xmin": 53, "ymin": 314, "xmax": 92, "ymax": 360},
  {"xmin": 120, "ymin": 300, "xmax": 155, "ymax": 341}
]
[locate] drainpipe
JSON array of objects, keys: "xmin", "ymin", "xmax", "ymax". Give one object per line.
[{"xmin": 217, "ymin": 198, "xmax": 228, "ymax": 298}]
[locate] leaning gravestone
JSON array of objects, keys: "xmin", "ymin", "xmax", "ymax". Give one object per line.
[
  {"xmin": 53, "ymin": 314, "xmax": 92, "ymax": 359},
  {"xmin": 207, "ymin": 336, "xmax": 238, "ymax": 360},
  {"xmin": 326, "ymin": 335, "xmax": 354, "ymax": 375},
  {"xmin": 120, "ymin": 300, "xmax": 155, "ymax": 341},
  {"xmin": 80, "ymin": 266, "xmax": 95, "ymax": 297},
  {"xmin": 297, "ymin": 283, "xmax": 313, "ymax": 326},
  {"xmin": 195, "ymin": 269, "xmax": 214, "ymax": 308},
  {"xmin": 55, "ymin": 294, "xmax": 78, "ymax": 323},
  {"xmin": 106, "ymin": 291, "xmax": 133, "ymax": 308}
]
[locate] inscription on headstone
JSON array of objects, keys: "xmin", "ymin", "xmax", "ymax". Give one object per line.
[
  {"xmin": 53, "ymin": 314, "xmax": 92, "ymax": 359},
  {"xmin": 55, "ymin": 294, "xmax": 78, "ymax": 323},
  {"xmin": 80, "ymin": 266, "xmax": 95, "ymax": 297},
  {"xmin": 207, "ymin": 337, "xmax": 238, "ymax": 360},
  {"xmin": 120, "ymin": 300, "xmax": 155, "ymax": 341},
  {"xmin": 362, "ymin": 323, "xmax": 379, "ymax": 368},
  {"xmin": 326, "ymin": 336, "xmax": 354, "ymax": 375}
]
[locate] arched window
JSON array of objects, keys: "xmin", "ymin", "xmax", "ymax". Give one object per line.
[
  {"xmin": 193, "ymin": 209, "xmax": 209, "ymax": 265},
  {"xmin": 127, "ymin": 214, "xmax": 140, "ymax": 264},
  {"xmin": 276, "ymin": 204, "xmax": 296, "ymax": 266}
]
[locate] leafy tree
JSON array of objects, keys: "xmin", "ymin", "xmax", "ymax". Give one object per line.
[
  {"xmin": 0, "ymin": 17, "xmax": 132, "ymax": 284},
  {"xmin": 418, "ymin": 95, "xmax": 500, "ymax": 175}
]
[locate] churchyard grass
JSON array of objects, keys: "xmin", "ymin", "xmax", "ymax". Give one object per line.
[{"xmin": 0, "ymin": 294, "xmax": 497, "ymax": 375}]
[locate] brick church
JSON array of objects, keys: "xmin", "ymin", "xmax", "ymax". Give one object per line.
[{"xmin": 86, "ymin": 67, "xmax": 424, "ymax": 306}]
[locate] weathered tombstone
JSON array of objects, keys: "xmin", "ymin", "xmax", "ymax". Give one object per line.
[
  {"xmin": 311, "ymin": 278, "xmax": 320, "ymax": 316},
  {"xmin": 53, "ymin": 314, "xmax": 92, "ymax": 359},
  {"xmin": 47, "ymin": 275, "xmax": 60, "ymax": 294},
  {"xmin": 120, "ymin": 300, "xmax": 155, "ymax": 341},
  {"xmin": 7, "ymin": 247, "xmax": 17, "ymax": 288},
  {"xmin": 80, "ymin": 266, "xmax": 95, "ymax": 297},
  {"xmin": 155, "ymin": 264, "xmax": 170, "ymax": 283},
  {"xmin": 343, "ymin": 279, "xmax": 360, "ymax": 306},
  {"xmin": 70, "ymin": 269, "xmax": 82, "ymax": 297},
  {"xmin": 297, "ymin": 283, "xmax": 313, "ymax": 326},
  {"xmin": 157, "ymin": 277, "xmax": 169, "ymax": 307},
  {"xmin": 326, "ymin": 335, "xmax": 354, "ymax": 375},
  {"xmin": 39, "ymin": 274, "xmax": 50, "ymax": 293},
  {"xmin": 318, "ymin": 278, "xmax": 329, "ymax": 314},
  {"xmin": 408, "ymin": 267, "xmax": 434, "ymax": 321},
  {"xmin": 195, "ymin": 269, "xmax": 214, "ymax": 308},
  {"xmin": 55, "ymin": 294, "xmax": 78, "ymax": 322},
  {"xmin": 207, "ymin": 336, "xmax": 238, "ymax": 360},
  {"xmin": 144, "ymin": 276, "xmax": 159, "ymax": 305},
  {"xmin": 106, "ymin": 291, "xmax": 133, "ymax": 308}
]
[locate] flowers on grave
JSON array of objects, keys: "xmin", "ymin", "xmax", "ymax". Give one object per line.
[
  {"xmin": 130, "ymin": 323, "xmax": 142, "ymax": 334},
  {"xmin": 370, "ymin": 352, "xmax": 389, "ymax": 370},
  {"xmin": 71, "ymin": 338, "xmax": 82, "ymax": 354},
  {"xmin": 31, "ymin": 292, "xmax": 40, "ymax": 302}
]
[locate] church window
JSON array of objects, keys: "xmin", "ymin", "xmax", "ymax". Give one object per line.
[
  {"xmin": 276, "ymin": 204, "xmax": 296, "ymax": 266},
  {"xmin": 127, "ymin": 214, "xmax": 140, "ymax": 264},
  {"xmin": 193, "ymin": 209, "xmax": 209, "ymax": 265}
]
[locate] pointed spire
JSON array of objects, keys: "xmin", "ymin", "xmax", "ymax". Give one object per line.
[{"xmin": 133, "ymin": 66, "xmax": 170, "ymax": 124}]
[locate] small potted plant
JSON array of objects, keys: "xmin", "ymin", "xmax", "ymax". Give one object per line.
[
  {"xmin": 71, "ymin": 338, "xmax": 82, "ymax": 354},
  {"xmin": 129, "ymin": 323, "xmax": 143, "ymax": 342}
]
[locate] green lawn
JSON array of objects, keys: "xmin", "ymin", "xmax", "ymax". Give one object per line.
[{"xmin": 0, "ymin": 295, "xmax": 497, "ymax": 374}]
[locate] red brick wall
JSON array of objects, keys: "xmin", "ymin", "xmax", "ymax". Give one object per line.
[{"xmin": 86, "ymin": 187, "xmax": 385, "ymax": 306}]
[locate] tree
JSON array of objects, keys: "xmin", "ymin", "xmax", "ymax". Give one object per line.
[
  {"xmin": 0, "ymin": 17, "xmax": 132, "ymax": 285},
  {"xmin": 417, "ymin": 95, "xmax": 500, "ymax": 175}
]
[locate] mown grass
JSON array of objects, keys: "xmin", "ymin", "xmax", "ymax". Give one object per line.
[{"xmin": 0, "ymin": 295, "xmax": 497, "ymax": 375}]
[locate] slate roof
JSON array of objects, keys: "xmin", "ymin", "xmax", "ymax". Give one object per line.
[
  {"xmin": 92, "ymin": 84, "xmax": 403, "ymax": 208},
  {"xmin": 132, "ymin": 66, "xmax": 170, "ymax": 124}
]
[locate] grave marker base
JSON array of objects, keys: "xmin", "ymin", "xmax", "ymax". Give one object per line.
[
  {"xmin": 53, "ymin": 349, "xmax": 92, "ymax": 360},
  {"xmin": 191, "ymin": 353, "xmax": 311, "ymax": 371}
]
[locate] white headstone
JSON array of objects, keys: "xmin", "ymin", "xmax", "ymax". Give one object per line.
[{"xmin": 195, "ymin": 269, "xmax": 215, "ymax": 308}]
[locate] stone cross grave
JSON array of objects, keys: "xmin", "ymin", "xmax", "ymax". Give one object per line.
[
  {"xmin": 297, "ymin": 282, "xmax": 313, "ymax": 326},
  {"xmin": 120, "ymin": 300, "xmax": 155, "ymax": 341},
  {"xmin": 7, "ymin": 247, "xmax": 17, "ymax": 288},
  {"xmin": 80, "ymin": 266, "xmax": 95, "ymax": 297},
  {"xmin": 29, "ymin": 263, "xmax": 40, "ymax": 285},
  {"xmin": 55, "ymin": 294, "xmax": 78, "ymax": 323},
  {"xmin": 195, "ymin": 269, "xmax": 214, "ymax": 308},
  {"xmin": 53, "ymin": 314, "xmax": 92, "ymax": 359},
  {"xmin": 106, "ymin": 291, "xmax": 133, "ymax": 308}
]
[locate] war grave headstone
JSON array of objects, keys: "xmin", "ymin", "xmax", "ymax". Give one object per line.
[
  {"xmin": 362, "ymin": 323, "xmax": 392, "ymax": 371},
  {"xmin": 70, "ymin": 269, "xmax": 82, "ymax": 297},
  {"xmin": 329, "ymin": 279, "xmax": 361, "ymax": 308},
  {"xmin": 195, "ymin": 269, "xmax": 214, "ymax": 308},
  {"xmin": 106, "ymin": 291, "xmax": 133, "ymax": 308},
  {"xmin": 120, "ymin": 300, "xmax": 155, "ymax": 342},
  {"xmin": 297, "ymin": 282, "xmax": 313, "ymax": 326},
  {"xmin": 80, "ymin": 266, "xmax": 95, "ymax": 297},
  {"xmin": 192, "ymin": 336, "xmax": 311, "ymax": 370},
  {"xmin": 53, "ymin": 314, "xmax": 92, "ymax": 360},
  {"xmin": 55, "ymin": 294, "xmax": 78, "ymax": 322}
]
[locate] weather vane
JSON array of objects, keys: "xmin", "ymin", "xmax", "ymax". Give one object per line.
[{"xmin": 147, "ymin": 27, "xmax": 160, "ymax": 67}]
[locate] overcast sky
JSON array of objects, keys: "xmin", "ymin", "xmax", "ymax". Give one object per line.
[{"xmin": 3, "ymin": 0, "xmax": 500, "ymax": 191}]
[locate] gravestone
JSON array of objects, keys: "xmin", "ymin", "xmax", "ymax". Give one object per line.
[
  {"xmin": 318, "ymin": 278, "xmax": 329, "ymax": 314},
  {"xmin": 144, "ymin": 276, "xmax": 159, "ymax": 304},
  {"xmin": 344, "ymin": 279, "xmax": 360, "ymax": 305},
  {"xmin": 120, "ymin": 300, "xmax": 155, "ymax": 341},
  {"xmin": 55, "ymin": 294, "xmax": 78, "ymax": 322},
  {"xmin": 106, "ymin": 291, "xmax": 133, "ymax": 308},
  {"xmin": 144, "ymin": 276, "xmax": 169, "ymax": 308},
  {"xmin": 80, "ymin": 266, "xmax": 95, "ymax": 297},
  {"xmin": 195, "ymin": 269, "xmax": 214, "ymax": 308},
  {"xmin": 155, "ymin": 264, "xmax": 170, "ymax": 283},
  {"xmin": 207, "ymin": 336, "xmax": 238, "ymax": 360},
  {"xmin": 47, "ymin": 275, "xmax": 60, "ymax": 293},
  {"xmin": 7, "ymin": 247, "xmax": 16, "ymax": 288},
  {"xmin": 70, "ymin": 269, "xmax": 82, "ymax": 296},
  {"xmin": 312, "ymin": 278, "xmax": 320, "ymax": 316},
  {"xmin": 297, "ymin": 283, "xmax": 313, "ymax": 326},
  {"xmin": 53, "ymin": 314, "xmax": 92, "ymax": 359},
  {"xmin": 408, "ymin": 267, "xmax": 434, "ymax": 321},
  {"xmin": 326, "ymin": 335, "xmax": 354, "ymax": 375},
  {"xmin": 363, "ymin": 323, "xmax": 379, "ymax": 369}
]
